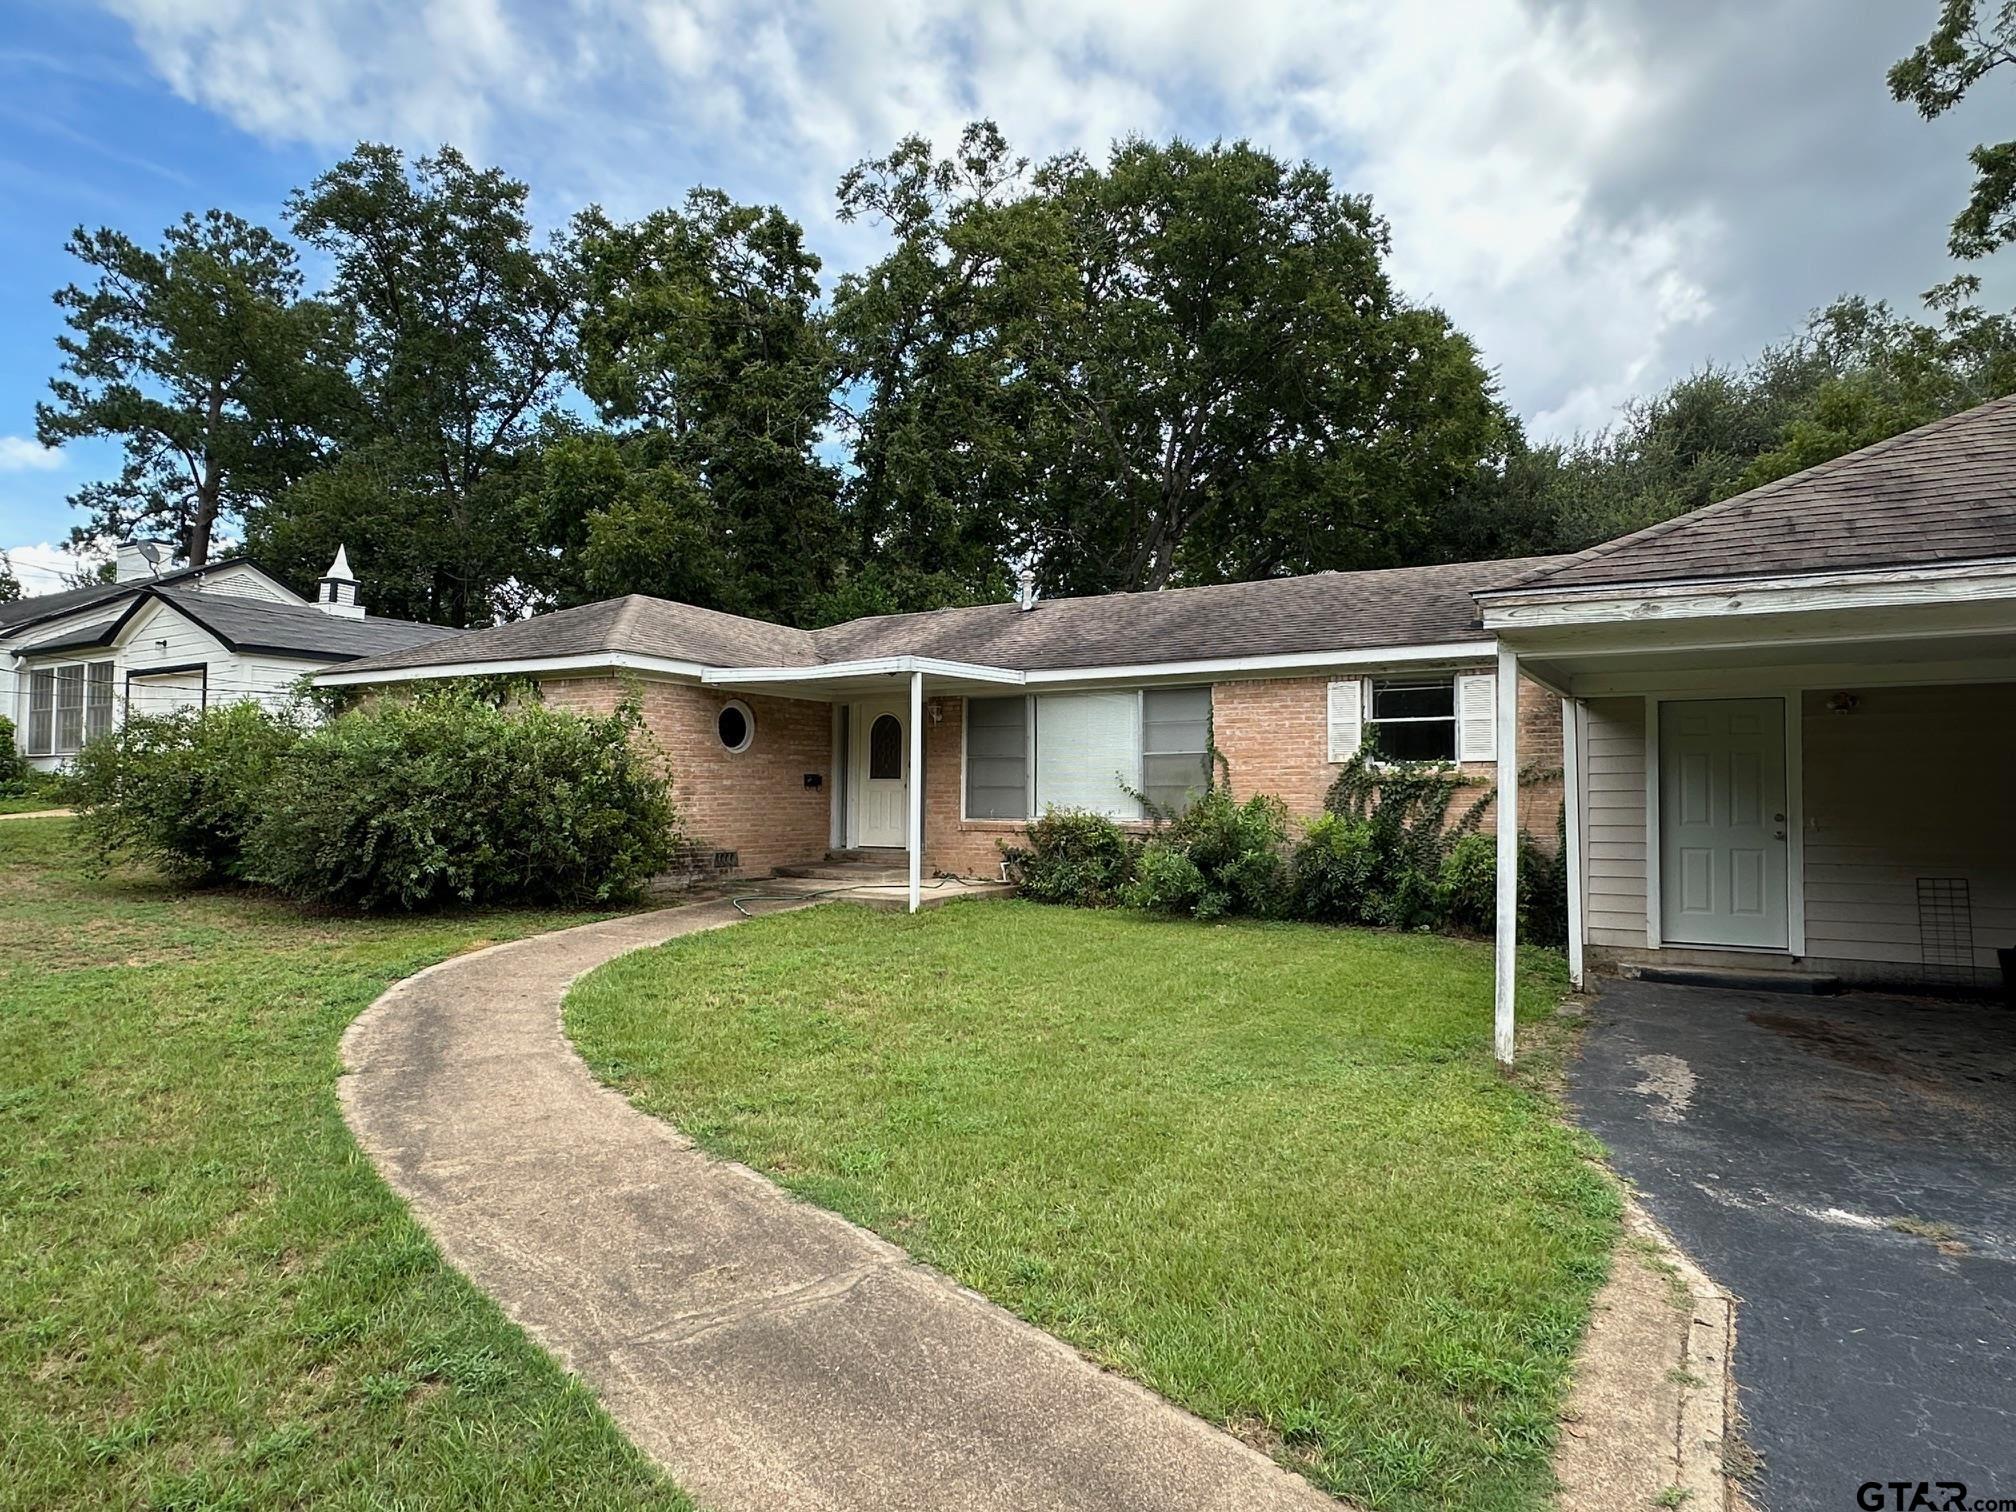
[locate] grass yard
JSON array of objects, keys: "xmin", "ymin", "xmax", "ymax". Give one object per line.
[
  {"xmin": 568, "ymin": 900, "xmax": 1618, "ymax": 1512},
  {"xmin": 0, "ymin": 819, "xmax": 689, "ymax": 1509}
]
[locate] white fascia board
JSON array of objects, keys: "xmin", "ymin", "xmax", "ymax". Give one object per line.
[
  {"xmin": 1479, "ymin": 557, "xmax": 2016, "ymax": 630},
  {"xmin": 699, "ymin": 656, "xmax": 1026, "ymax": 686},
  {"xmin": 313, "ymin": 651, "xmax": 711, "ymax": 687},
  {"xmin": 1020, "ymin": 640, "xmax": 1498, "ymax": 686}
]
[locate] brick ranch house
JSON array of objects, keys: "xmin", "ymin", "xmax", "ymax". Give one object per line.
[
  {"xmin": 315, "ymin": 556, "xmax": 1569, "ymax": 902},
  {"xmin": 318, "ymin": 396, "xmax": 2016, "ymax": 1065}
]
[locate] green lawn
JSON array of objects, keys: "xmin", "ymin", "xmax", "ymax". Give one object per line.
[
  {"xmin": 0, "ymin": 819, "xmax": 689, "ymax": 1509},
  {"xmin": 568, "ymin": 901, "xmax": 1617, "ymax": 1512}
]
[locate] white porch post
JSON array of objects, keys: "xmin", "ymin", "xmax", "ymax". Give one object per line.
[
  {"xmin": 908, "ymin": 671, "xmax": 923, "ymax": 913},
  {"xmin": 1494, "ymin": 645, "xmax": 1520, "ymax": 1066},
  {"xmin": 1561, "ymin": 695, "xmax": 1585, "ymax": 990}
]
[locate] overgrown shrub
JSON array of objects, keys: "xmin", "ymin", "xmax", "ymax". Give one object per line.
[
  {"xmin": 1123, "ymin": 790, "xmax": 1288, "ymax": 920},
  {"xmin": 1428, "ymin": 830, "xmax": 1571, "ymax": 945},
  {"xmin": 247, "ymin": 689, "xmax": 681, "ymax": 911},
  {"xmin": 0, "ymin": 716, "xmax": 30, "ymax": 792},
  {"xmin": 1001, "ymin": 809, "xmax": 1138, "ymax": 907},
  {"xmin": 1438, "ymin": 831, "xmax": 1498, "ymax": 934},
  {"xmin": 69, "ymin": 703, "xmax": 303, "ymax": 883},
  {"xmin": 1290, "ymin": 813, "xmax": 1380, "ymax": 922}
]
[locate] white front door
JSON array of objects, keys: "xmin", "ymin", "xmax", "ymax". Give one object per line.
[
  {"xmin": 1659, "ymin": 697, "xmax": 1789, "ymax": 949},
  {"xmin": 852, "ymin": 701, "xmax": 909, "ymax": 848}
]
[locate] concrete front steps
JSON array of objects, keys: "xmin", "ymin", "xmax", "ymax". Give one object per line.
[{"xmin": 757, "ymin": 854, "xmax": 1014, "ymax": 912}]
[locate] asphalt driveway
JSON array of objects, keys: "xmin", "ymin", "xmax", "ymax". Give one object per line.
[{"xmin": 1569, "ymin": 979, "xmax": 2016, "ymax": 1511}]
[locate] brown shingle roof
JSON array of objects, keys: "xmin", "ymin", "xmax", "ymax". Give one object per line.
[
  {"xmin": 809, "ymin": 557, "xmax": 1563, "ymax": 670},
  {"xmin": 331, "ymin": 594, "xmax": 820, "ymax": 676},
  {"xmin": 1492, "ymin": 395, "xmax": 2016, "ymax": 595},
  {"xmin": 333, "ymin": 556, "xmax": 1568, "ymax": 680}
]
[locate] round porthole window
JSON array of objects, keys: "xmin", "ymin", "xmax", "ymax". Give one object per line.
[{"xmin": 717, "ymin": 700, "xmax": 754, "ymax": 753}]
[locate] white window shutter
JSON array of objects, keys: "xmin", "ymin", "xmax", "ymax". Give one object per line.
[
  {"xmin": 1456, "ymin": 672, "xmax": 1498, "ymax": 762},
  {"xmin": 1327, "ymin": 679, "xmax": 1364, "ymax": 761}
]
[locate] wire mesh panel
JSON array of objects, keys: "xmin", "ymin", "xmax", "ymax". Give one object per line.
[{"xmin": 1916, "ymin": 876, "xmax": 1975, "ymax": 986}]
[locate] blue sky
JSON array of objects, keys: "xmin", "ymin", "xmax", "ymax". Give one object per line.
[{"xmin": 1, "ymin": 0, "xmax": 2004, "ymax": 591}]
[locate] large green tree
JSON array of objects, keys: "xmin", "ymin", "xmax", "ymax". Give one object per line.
[
  {"xmin": 35, "ymin": 210, "xmax": 351, "ymax": 566},
  {"xmin": 1509, "ymin": 289, "xmax": 2016, "ymax": 550},
  {"xmin": 833, "ymin": 126, "xmax": 1516, "ymax": 600},
  {"xmin": 248, "ymin": 144, "xmax": 576, "ymax": 625},
  {"xmin": 568, "ymin": 190, "xmax": 842, "ymax": 623},
  {"xmin": 1891, "ymin": 1, "xmax": 2016, "ymax": 258}
]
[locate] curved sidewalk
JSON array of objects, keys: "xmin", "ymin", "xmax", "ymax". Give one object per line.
[{"xmin": 339, "ymin": 900, "xmax": 1335, "ymax": 1512}]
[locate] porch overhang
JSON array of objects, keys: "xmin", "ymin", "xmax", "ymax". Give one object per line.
[
  {"xmin": 698, "ymin": 656, "xmax": 1025, "ymax": 700},
  {"xmin": 1480, "ymin": 560, "xmax": 2016, "ymax": 696}
]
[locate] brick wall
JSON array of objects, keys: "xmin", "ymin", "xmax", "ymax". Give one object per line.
[
  {"xmin": 1213, "ymin": 669, "xmax": 1565, "ymax": 842},
  {"xmin": 922, "ymin": 696, "xmax": 1022, "ymax": 878},
  {"xmin": 919, "ymin": 670, "xmax": 1566, "ymax": 874},
  {"xmin": 539, "ymin": 675, "xmax": 833, "ymax": 878}
]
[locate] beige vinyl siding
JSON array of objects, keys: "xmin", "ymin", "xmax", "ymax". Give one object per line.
[
  {"xmin": 1801, "ymin": 683, "xmax": 2016, "ymax": 972},
  {"xmin": 1582, "ymin": 697, "xmax": 1649, "ymax": 947}
]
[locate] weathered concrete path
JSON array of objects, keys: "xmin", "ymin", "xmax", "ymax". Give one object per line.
[{"xmin": 340, "ymin": 901, "xmax": 1334, "ymax": 1512}]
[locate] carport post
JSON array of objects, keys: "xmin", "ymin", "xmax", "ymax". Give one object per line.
[
  {"xmin": 1494, "ymin": 645, "xmax": 1520, "ymax": 1065},
  {"xmin": 908, "ymin": 670, "xmax": 923, "ymax": 913},
  {"xmin": 1561, "ymin": 696, "xmax": 1585, "ymax": 990}
]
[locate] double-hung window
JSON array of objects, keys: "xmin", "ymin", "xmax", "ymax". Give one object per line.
[
  {"xmin": 962, "ymin": 686, "xmax": 1214, "ymax": 821},
  {"xmin": 1330, "ymin": 671, "xmax": 1498, "ymax": 765},
  {"xmin": 22, "ymin": 661, "xmax": 114, "ymax": 757},
  {"xmin": 1365, "ymin": 677, "xmax": 1458, "ymax": 762}
]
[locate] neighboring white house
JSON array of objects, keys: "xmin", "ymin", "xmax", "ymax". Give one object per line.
[{"xmin": 5, "ymin": 543, "xmax": 461, "ymax": 771}]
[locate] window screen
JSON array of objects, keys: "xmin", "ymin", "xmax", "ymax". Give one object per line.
[
  {"xmin": 965, "ymin": 696, "xmax": 1029, "ymax": 819},
  {"xmin": 1034, "ymin": 692, "xmax": 1141, "ymax": 818},
  {"xmin": 55, "ymin": 665, "xmax": 85, "ymax": 754},
  {"xmin": 85, "ymin": 662, "xmax": 114, "ymax": 744},
  {"xmin": 26, "ymin": 669, "xmax": 54, "ymax": 756},
  {"xmin": 1366, "ymin": 677, "xmax": 1456, "ymax": 762},
  {"xmin": 1142, "ymin": 686, "xmax": 1211, "ymax": 815}
]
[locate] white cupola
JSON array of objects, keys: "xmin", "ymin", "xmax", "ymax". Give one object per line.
[{"xmin": 315, "ymin": 545, "xmax": 364, "ymax": 618}]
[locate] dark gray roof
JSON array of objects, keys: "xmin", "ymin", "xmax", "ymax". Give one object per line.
[
  {"xmin": 0, "ymin": 558, "xmax": 266, "ymax": 634},
  {"xmin": 14, "ymin": 587, "xmax": 462, "ymax": 663},
  {"xmin": 1492, "ymin": 395, "xmax": 2016, "ymax": 595},
  {"xmin": 333, "ymin": 556, "xmax": 1566, "ymax": 680}
]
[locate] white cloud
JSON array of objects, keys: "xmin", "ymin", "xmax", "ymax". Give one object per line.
[
  {"xmin": 0, "ymin": 437, "xmax": 65, "ymax": 472},
  {"xmin": 92, "ymin": 0, "xmax": 1968, "ymax": 438},
  {"xmin": 3, "ymin": 541, "xmax": 92, "ymax": 594}
]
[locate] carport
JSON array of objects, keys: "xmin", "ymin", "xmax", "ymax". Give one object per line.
[{"xmin": 1474, "ymin": 399, "xmax": 2016, "ymax": 1062}]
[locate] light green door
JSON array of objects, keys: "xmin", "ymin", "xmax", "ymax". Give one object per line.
[{"xmin": 1659, "ymin": 697, "xmax": 1789, "ymax": 949}]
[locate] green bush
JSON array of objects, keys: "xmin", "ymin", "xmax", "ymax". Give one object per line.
[
  {"xmin": 1001, "ymin": 809, "xmax": 1138, "ymax": 907},
  {"xmin": 0, "ymin": 716, "xmax": 30, "ymax": 792},
  {"xmin": 1123, "ymin": 790, "xmax": 1288, "ymax": 920},
  {"xmin": 1429, "ymin": 829, "xmax": 1571, "ymax": 946},
  {"xmin": 69, "ymin": 703, "xmax": 303, "ymax": 883},
  {"xmin": 247, "ymin": 689, "xmax": 681, "ymax": 911},
  {"xmin": 1290, "ymin": 813, "xmax": 1380, "ymax": 923},
  {"xmin": 1438, "ymin": 831, "xmax": 1498, "ymax": 934}
]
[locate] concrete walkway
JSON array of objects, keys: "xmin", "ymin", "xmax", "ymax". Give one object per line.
[
  {"xmin": 0, "ymin": 808, "xmax": 71, "ymax": 821},
  {"xmin": 340, "ymin": 901, "xmax": 1334, "ymax": 1512}
]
